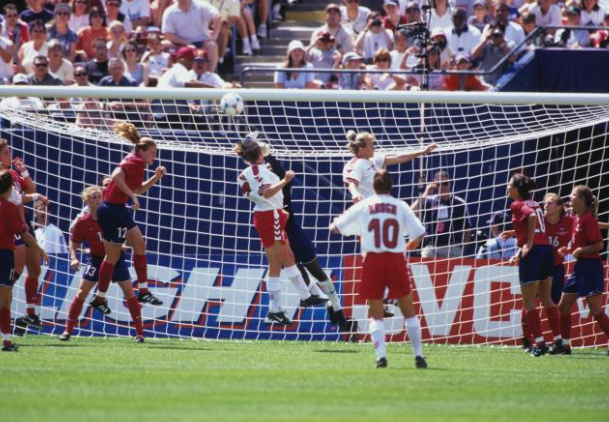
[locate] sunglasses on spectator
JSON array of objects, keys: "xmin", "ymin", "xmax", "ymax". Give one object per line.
[
  {"xmin": 107, "ymin": 2, "xmax": 120, "ymax": 6},
  {"xmin": 375, "ymin": 57, "xmax": 389, "ymax": 62},
  {"xmin": 75, "ymin": 71, "xmax": 88, "ymax": 77},
  {"xmin": 406, "ymin": 7, "xmax": 419, "ymax": 12},
  {"xmin": 34, "ymin": 62, "xmax": 48, "ymax": 67},
  {"xmin": 5, "ymin": 13, "xmax": 18, "ymax": 18},
  {"xmin": 347, "ymin": 0, "xmax": 359, "ymax": 3},
  {"xmin": 124, "ymin": 48, "xmax": 137, "ymax": 52},
  {"xmin": 31, "ymin": 29, "xmax": 46, "ymax": 33},
  {"xmin": 91, "ymin": 14, "xmax": 104, "ymax": 18},
  {"xmin": 56, "ymin": 11, "xmax": 70, "ymax": 16}
]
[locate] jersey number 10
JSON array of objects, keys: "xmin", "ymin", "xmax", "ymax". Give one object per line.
[{"xmin": 368, "ymin": 218, "xmax": 399, "ymax": 249}]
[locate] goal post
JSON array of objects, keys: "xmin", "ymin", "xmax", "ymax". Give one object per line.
[{"xmin": 1, "ymin": 87, "xmax": 608, "ymax": 346}]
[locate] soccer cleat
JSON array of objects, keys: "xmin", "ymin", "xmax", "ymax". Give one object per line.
[
  {"xmin": 376, "ymin": 357, "xmax": 388, "ymax": 368},
  {"xmin": 522, "ymin": 338, "xmax": 533, "ymax": 353},
  {"xmin": 15, "ymin": 314, "xmax": 43, "ymax": 330},
  {"xmin": 415, "ymin": 356, "xmax": 428, "ymax": 369},
  {"xmin": 135, "ymin": 335, "xmax": 145, "ymax": 344},
  {"xmin": 138, "ymin": 291, "xmax": 163, "ymax": 306},
  {"xmin": 300, "ymin": 295, "xmax": 329, "ymax": 308},
  {"xmin": 327, "ymin": 305, "xmax": 338, "ymax": 326},
  {"xmin": 531, "ymin": 343, "xmax": 549, "ymax": 357},
  {"xmin": 59, "ymin": 333, "xmax": 71, "ymax": 342},
  {"xmin": 1, "ymin": 343, "xmax": 19, "ymax": 352},
  {"xmin": 89, "ymin": 298, "xmax": 111, "ymax": 315},
  {"xmin": 563, "ymin": 345, "xmax": 572, "ymax": 355},
  {"xmin": 267, "ymin": 311, "xmax": 294, "ymax": 326},
  {"xmin": 548, "ymin": 339, "xmax": 566, "ymax": 355}
]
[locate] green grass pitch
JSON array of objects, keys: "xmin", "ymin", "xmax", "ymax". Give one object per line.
[{"xmin": 0, "ymin": 337, "xmax": 607, "ymax": 422}]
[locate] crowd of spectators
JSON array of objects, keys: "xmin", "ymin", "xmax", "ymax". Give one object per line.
[{"xmin": 274, "ymin": 0, "xmax": 609, "ymax": 91}]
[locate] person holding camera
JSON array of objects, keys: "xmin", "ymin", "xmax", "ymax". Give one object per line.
[
  {"xmin": 472, "ymin": 25, "xmax": 515, "ymax": 85},
  {"xmin": 355, "ymin": 12, "xmax": 394, "ymax": 62},
  {"xmin": 554, "ymin": 6, "xmax": 591, "ymax": 48}
]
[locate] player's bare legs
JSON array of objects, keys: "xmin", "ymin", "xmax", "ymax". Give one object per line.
[{"xmin": 126, "ymin": 226, "xmax": 162, "ymax": 306}]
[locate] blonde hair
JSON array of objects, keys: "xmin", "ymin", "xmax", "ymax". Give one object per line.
[
  {"xmin": 233, "ymin": 140, "xmax": 261, "ymax": 163},
  {"xmin": 346, "ymin": 130, "xmax": 374, "ymax": 156},
  {"xmin": 115, "ymin": 122, "xmax": 157, "ymax": 153},
  {"xmin": 81, "ymin": 185, "xmax": 103, "ymax": 202},
  {"xmin": 573, "ymin": 185, "xmax": 599, "ymax": 216},
  {"xmin": 0, "ymin": 138, "xmax": 8, "ymax": 152},
  {"xmin": 543, "ymin": 192, "xmax": 565, "ymax": 218}
]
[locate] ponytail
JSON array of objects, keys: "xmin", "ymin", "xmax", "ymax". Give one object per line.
[
  {"xmin": 347, "ymin": 130, "xmax": 374, "ymax": 156},
  {"xmin": 510, "ymin": 173, "xmax": 537, "ymax": 200},
  {"xmin": 573, "ymin": 185, "xmax": 598, "ymax": 216},
  {"xmin": 234, "ymin": 140, "xmax": 261, "ymax": 163},
  {"xmin": 115, "ymin": 122, "xmax": 156, "ymax": 153}
]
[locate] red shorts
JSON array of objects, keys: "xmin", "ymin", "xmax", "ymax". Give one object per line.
[
  {"xmin": 360, "ymin": 252, "xmax": 412, "ymax": 300},
  {"xmin": 253, "ymin": 209, "xmax": 288, "ymax": 248}
]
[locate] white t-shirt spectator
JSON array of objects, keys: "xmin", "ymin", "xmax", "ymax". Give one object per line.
[
  {"xmin": 0, "ymin": 96, "xmax": 45, "ymax": 111},
  {"xmin": 0, "ymin": 37, "xmax": 14, "ymax": 80},
  {"xmin": 307, "ymin": 47, "xmax": 336, "ymax": 83},
  {"xmin": 35, "ymin": 224, "xmax": 68, "ymax": 254},
  {"xmin": 339, "ymin": 5, "xmax": 371, "ymax": 35},
  {"xmin": 206, "ymin": 0, "xmax": 240, "ymax": 21},
  {"xmin": 69, "ymin": 14, "xmax": 90, "ymax": 34},
  {"xmin": 482, "ymin": 22, "xmax": 525, "ymax": 49},
  {"xmin": 430, "ymin": 9, "xmax": 454, "ymax": 31},
  {"xmin": 581, "ymin": 8, "xmax": 606, "ymax": 26},
  {"xmin": 157, "ymin": 62, "xmax": 192, "ymax": 88},
  {"xmin": 361, "ymin": 30, "xmax": 394, "ymax": 60},
  {"xmin": 120, "ymin": 0, "xmax": 151, "ymax": 24},
  {"xmin": 390, "ymin": 50, "xmax": 418, "ymax": 70},
  {"xmin": 311, "ymin": 25, "xmax": 354, "ymax": 53},
  {"xmin": 274, "ymin": 63, "xmax": 315, "ymax": 89},
  {"xmin": 447, "ymin": 25, "xmax": 481, "ymax": 57},
  {"xmin": 146, "ymin": 52, "xmax": 171, "ymax": 78},
  {"xmin": 187, "ymin": 69, "xmax": 225, "ymax": 87},
  {"xmin": 20, "ymin": 41, "xmax": 49, "ymax": 74},
  {"xmin": 51, "ymin": 59, "xmax": 75, "ymax": 83},
  {"xmin": 529, "ymin": 4, "xmax": 562, "ymax": 27},
  {"xmin": 162, "ymin": 1, "xmax": 220, "ymax": 44}
]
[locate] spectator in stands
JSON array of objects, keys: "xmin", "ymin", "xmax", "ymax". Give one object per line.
[
  {"xmin": 412, "ymin": 170, "xmax": 472, "ymax": 259},
  {"xmin": 34, "ymin": 200, "xmax": 68, "ymax": 255},
  {"xmin": 76, "ymin": 7, "xmax": 108, "ymax": 60},
  {"xmin": 581, "ymin": 0, "xmax": 606, "ymax": 27},
  {"xmin": 448, "ymin": 8, "xmax": 481, "ymax": 58},
  {"xmin": 472, "ymin": 25, "xmax": 515, "ymax": 85},
  {"xmin": 476, "ymin": 211, "xmax": 518, "ymax": 260},
  {"xmin": 157, "ymin": 46, "xmax": 211, "ymax": 88},
  {"xmin": 47, "ymin": 3, "xmax": 78, "ymax": 62},
  {"xmin": 390, "ymin": 28, "xmax": 419, "ymax": 71},
  {"xmin": 141, "ymin": 33, "xmax": 170, "ymax": 84},
  {"xmin": 0, "ymin": 73, "xmax": 45, "ymax": 111},
  {"xmin": 151, "ymin": 0, "xmax": 170, "ymax": 28},
  {"xmin": 364, "ymin": 47, "xmax": 403, "ymax": 90},
  {"xmin": 413, "ymin": 47, "xmax": 445, "ymax": 90},
  {"xmin": 257, "ymin": 0, "xmax": 269, "ymax": 39},
  {"xmin": 188, "ymin": 49, "xmax": 237, "ymax": 88},
  {"xmin": 430, "ymin": 0, "xmax": 453, "ymax": 31},
  {"xmin": 274, "ymin": 40, "xmax": 317, "ymax": 89},
  {"xmin": 404, "ymin": 1, "xmax": 421, "ymax": 24},
  {"xmin": 338, "ymin": 51, "xmax": 365, "ymax": 89},
  {"xmin": 70, "ymin": 0, "xmax": 91, "ymax": 34},
  {"xmin": 468, "ymin": 0, "xmax": 491, "ymax": 33},
  {"xmin": 355, "ymin": 13, "xmax": 394, "ymax": 62},
  {"xmin": 28, "ymin": 54, "xmax": 62, "ymax": 86},
  {"xmin": 238, "ymin": 0, "xmax": 262, "ymax": 56},
  {"xmin": 122, "ymin": 39, "xmax": 148, "ymax": 86},
  {"xmin": 206, "ymin": 0, "xmax": 240, "ymax": 66},
  {"xmin": 521, "ymin": 12, "xmax": 537, "ymax": 43},
  {"xmin": 430, "ymin": 28, "xmax": 454, "ymax": 68},
  {"xmin": 528, "ymin": 0, "xmax": 561, "ymax": 30},
  {"xmin": 0, "ymin": 21, "xmax": 15, "ymax": 84},
  {"xmin": 107, "ymin": 20, "xmax": 127, "ymax": 59},
  {"xmin": 590, "ymin": 13, "xmax": 609, "ymax": 48},
  {"xmin": 120, "ymin": 0, "xmax": 150, "ymax": 30},
  {"xmin": 83, "ymin": 37, "xmax": 110, "ymax": 84},
  {"xmin": 340, "ymin": 0, "xmax": 371, "ymax": 36},
  {"xmin": 2, "ymin": 4, "xmax": 29, "ymax": 65},
  {"xmin": 311, "ymin": 3, "xmax": 354, "ymax": 54},
  {"xmin": 383, "ymin": 0, "xmax": 407, "ymax": 34},
  {"xmin": 18, "ymin": 20, "xmax": 48, "ymax": 74},
  {"xmin": 307, "ymin": 31, "xmax": 341, "ymax": 86},
  {"xmin": 100, "ymin": 56, "xmax": 135, "ymax": 86},
  {"xmin": 72, "ymin": 63, "xmax": 93, "ymax": 87},
  {"xmin": 444, "ymin": 54, "xmax": 490, "ymax": 91},
  {"xmin": 47, "ymin": 40, "xmax": 74, "ymax": 84},
  {"xmin": 105, "ymin": 0, "xmax": 133, "ymax": 36},
  {"xmin": 555, "ymin": 6, "xmax": 591, "ymax": 48},
  {"xmin": 162, "ymin": 0, "xmax": 221, "ymax": 73},
  {"xmin": 20, "ymin": 0, "xmax": 54, "ymax": 25},
  {"xmin": 483, "ymin": 0, "xmax": 525, "ymax": 49}
]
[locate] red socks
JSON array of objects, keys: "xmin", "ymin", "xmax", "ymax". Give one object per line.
[
  {"xmin": 25, "ymin": 276, "xmax": 39, "ymax": 315},
  {"xmin": 95, "ymin": 261, "xmax": 115, "ymax": 301},
  {"xmin": 133, "ymin": 254, "xmax": 148, "ymax": 293},
  {"xmin": 546, "ymin": 306, "xmax": 562, "ymax": 339},
  {"xmin": 594, "ymin": 312, "xmax": 609, "ymax": 337},
  {"xmin": 526, "ymin": 308, "xmax": 544, "ymax": 344},
  {"xmin": 126, "ymin": 297, "xmax": 144, "ymax": 337},
  {"xmin": 65, "ymin": 297, "xmax": 85, "ymax": 335},
  {"xmin": 561, "ymin": 312, "xmax": 572, "ymax": 341}
]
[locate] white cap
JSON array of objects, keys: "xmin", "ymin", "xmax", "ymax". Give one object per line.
[
  {"xmin": 287, "ymin": 40, "xmax": 305, "ymax": 55},
  {"xmin": 12, "ymin": 73, "xmax": 29, "ymax": 85}
]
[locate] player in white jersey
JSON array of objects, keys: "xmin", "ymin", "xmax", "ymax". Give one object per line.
[
  {"xmin": 235, "ymin": 140, "xmax": 328, "ymax": 326},
  {"xmin": 331, "ymin": 170, "xmax": 428, "ymax": 369},
  {"xmin": 342, "ymin": 130, "xmax": 438, "ymax": 203}
]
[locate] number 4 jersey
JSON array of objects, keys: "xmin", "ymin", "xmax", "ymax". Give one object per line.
[{"xmin": 333, "ymin": 194, "xmax": 426, "ymax": 254}]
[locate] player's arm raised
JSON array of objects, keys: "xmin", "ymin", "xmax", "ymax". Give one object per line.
[
  {"xmin": 261, "ymin": 171, "xmax": 295, "ymax": 199},
  {"xmin": 136, "ymin": 166, "xmax": 167, "ymax": 195},
  {"xmin": 385, "ymin": 143, "xmax": 438, "ymax": 166}
]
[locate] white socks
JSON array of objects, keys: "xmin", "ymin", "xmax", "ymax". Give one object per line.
[
  {"xmin": 284, "ymin": 266, "xmax": 311, "ymax": 300},
  {"xmin": 317, "ymin": 280, "xmax": 342, "ymax": 311},
  {"xmin": 266, "ymin": 276, "xmax": 282, "ymax": 313},
  {"xmin": 405, "ymin": 316, "xmax": 423, "ymax": 357},
  {"xmin": 369, "ymin": 318, "xmax": 386, "ymax": 361}
]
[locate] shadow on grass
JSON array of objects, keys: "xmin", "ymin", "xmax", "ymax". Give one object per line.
[
  {"xmin": 145, "ymin": 345, "xmax": 224, "ymax": 352},
  {"xmin": 315, "ymin": 349, "xmax": 360, "ymax": 354}
]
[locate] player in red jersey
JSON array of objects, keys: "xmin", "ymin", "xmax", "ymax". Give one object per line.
[
  {"xmin": 331, "ymin": 170, "xmax": 428, "ymax": 369},
  {"xmin": 0, "ymin": 171, "xmax": 49, "ymax": 351},
  {"xmin": 556, "ymin": 185, "xmax": 609, "ymax": 355},
  {"xmin": 0, "ymin": 139, "xmax": 49, "ymax": 333},
  {"xmin": 90, "ymin": 123, "xmax": 166, "ymax": 315},
  {"xmin": 60, "ymin": 186, "xmax": 145, "ymax": 342},
  {"xmin": 502, "ymin": 174, "xmax": 562, "ymax": 357},
  {"xmin": 235, "ymin": 139, "xmax": 328, "ymax": 326}
]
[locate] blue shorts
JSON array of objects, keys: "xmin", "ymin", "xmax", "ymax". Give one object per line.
[
  {"xmin": 518, "ymin": 244, "xmax": 553, "ymax": 285},
  {"xmin": 285, "ymin": 215, "xmax": 317, "ymax": 265},
  {"xmin": 14, "ymin": 219, "xmax": 35, "ymax": 247},
  {"xmin": 97, "ymin": 202, "xmax": 136, "ymax": 243},
  {"xmin": 0, "ymin": 249, "xmax": 15, "ymax": 287},
  {"xmin": 551, "ymin": 264, "xmax": 565, "ymax": 305},
  {"xmin": 82, "ymin": 253, "xmax": 131, "ymax": 283},
  {"xmin": 563, "ymin": 258, "xmax": 604, "ymax": 298}
]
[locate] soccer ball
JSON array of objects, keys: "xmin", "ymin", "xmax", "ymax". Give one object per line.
[{"xmin": 220, "ymin": 93, "xmax": 244, "ymax": 116}]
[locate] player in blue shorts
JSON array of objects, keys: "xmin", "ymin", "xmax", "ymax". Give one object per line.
[
  {"xmin": 251, "ymin": 133, "xmax": 358, "ymax": 336},
  {"xmin": 556, "ymin": 185, "xmax": 609, "ymax": 355}
]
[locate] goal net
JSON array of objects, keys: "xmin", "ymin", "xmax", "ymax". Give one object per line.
[{"xmin": 1, "ymin": 87, "xmax": 608, "ymax": 346}]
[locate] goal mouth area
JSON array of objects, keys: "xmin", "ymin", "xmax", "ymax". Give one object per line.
[{"xmin": 1, "ymin": 87, "xmax": 609, "ymax": 157}]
